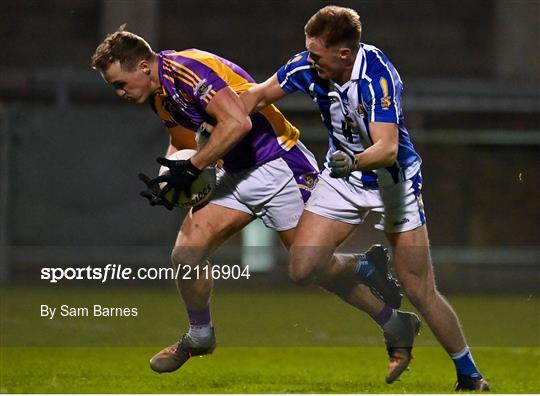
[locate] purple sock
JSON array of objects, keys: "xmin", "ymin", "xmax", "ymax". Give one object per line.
[
  {"xmin": 372, "ymin": 304, "xmax": 393, "ymax": 326},
  {"xmin": 187, "ymin": 308, "xmax": 211, "ymax": 327}
]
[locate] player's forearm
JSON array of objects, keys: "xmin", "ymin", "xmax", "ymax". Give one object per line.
[
  {"xmin": 190, "ymin": 117, "xmax": 252, "ymax": 169},
  {"xmin": 241, "ymin": 74, "xmax": 287, "ymax": 115},
  {"xmin": 240, "ymin": 88, "xmax": 268, "ymax": 114},
  {"xmin": 353, "ymin": 122, "xmax": 398, "ymax": 170},
  {"xmin": 353, "ymin": 140, "xmax": 398, "ymax": 171}
]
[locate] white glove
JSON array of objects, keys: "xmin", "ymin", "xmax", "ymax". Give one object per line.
[{"xmin": 328, "ymin": 150, "xmax": 357, "ymax": 178}]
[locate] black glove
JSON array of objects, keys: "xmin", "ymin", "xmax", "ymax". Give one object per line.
[
  {"xmin": 138, "ymin": 173, "xmax": 174, "ymax": 210},
  {"xmin": 151, "ymin": 157, "xmax": 202, "ymax": 198}
]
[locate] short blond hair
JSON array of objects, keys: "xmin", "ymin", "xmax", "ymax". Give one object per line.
[
  {"xmin": 304, "ymin": 6, "xmax": 362, "ymax": 49},
  {"xmin": 91, "ymin": 24, "xmax": 154, "ymax": 72}
]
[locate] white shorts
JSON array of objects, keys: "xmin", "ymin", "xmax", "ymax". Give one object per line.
[
  {"xmin": 304, "ymin": 170, "xmax": 426, "ymax": 233},
  {"xmin": 209, "ymin": 155, "xmax": 318, "ymax": 231}
]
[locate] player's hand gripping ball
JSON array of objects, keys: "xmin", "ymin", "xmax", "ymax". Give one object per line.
[
  {"xmin": 157, "ymin": 149, "xmax": 216, "ymax": 208},
  {"xmin": 139, "ymin": 149, "xmax": 216, "ymax": 210}
]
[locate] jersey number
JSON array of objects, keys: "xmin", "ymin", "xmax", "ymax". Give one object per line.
[{"xmin": 341, "ymin": 117, "xmax": 357, "ymax": 143}]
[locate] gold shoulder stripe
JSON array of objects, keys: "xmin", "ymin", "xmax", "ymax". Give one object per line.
[
  {"xmin": 177, "ymin": 50, "xmax": 250, "ymax": 93},
  {"xmin": 163, "ymin": 60, "xmax": 199, "ymax": 88},
  {"xmin": 177, "ymin": 75, "xmax": 197, "ymax": 89},
  {"xmin": 163, "ymin": 57, "xmax": 200, "ymax": 85}
]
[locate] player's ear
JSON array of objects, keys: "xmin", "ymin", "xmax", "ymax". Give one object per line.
[
  {"xmin": 139, "ymin": 60, "xmax": 151, "ymax": 75},
  {"xmin": 339, "ymin": 47, "xmax": 351, "ymax": 60}
]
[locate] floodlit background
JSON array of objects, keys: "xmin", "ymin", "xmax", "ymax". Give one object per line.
[
  {"xmin": 1, "ymin": 0, "xmax": 538, "ymax": 289},
  {"xmin": 0, "ymin": 1, "xmax": 539, "ymax": 392}
]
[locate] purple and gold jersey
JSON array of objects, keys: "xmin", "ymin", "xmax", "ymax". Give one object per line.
[{"xmin": 149, "ymin": 49, "xmax": 303, "ymax": 173}]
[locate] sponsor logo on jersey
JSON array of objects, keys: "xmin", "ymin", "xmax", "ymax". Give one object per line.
[{"xmin": 194, "ymin": 79, "xmax": 212, "ymax": 100}]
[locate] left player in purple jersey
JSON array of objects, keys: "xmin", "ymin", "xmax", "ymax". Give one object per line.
[{"xmin": 91, "ymin": 25, "xmax": 404, "ymax": 375}]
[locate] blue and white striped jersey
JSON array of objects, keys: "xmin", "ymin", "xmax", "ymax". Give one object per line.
[{"xmin": 276, "ymin": 44, "xmax": 421, "ymax": 188}]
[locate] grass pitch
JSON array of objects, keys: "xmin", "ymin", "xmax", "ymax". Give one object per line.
[
  {"xmin": 1, "ymin": 286, "xmax": 539, "ymax": 393},
  {"xmin": 1, "ymin": 346, "xmax": 538, "ymax": 393}
]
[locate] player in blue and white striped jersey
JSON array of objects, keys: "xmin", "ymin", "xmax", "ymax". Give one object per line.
[
  {"xmin": 276, "ymin": 45, "xmax": 421, "ymax": 190},
  {"xmin": 242, "ymin": 6, "xmax": 489, "ymax": 391}
]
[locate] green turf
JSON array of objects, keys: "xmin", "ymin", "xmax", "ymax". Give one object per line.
[
  {"xmin": 0, "ymin": 346, "xmax": 538, "ymax": 393},
  {"xmin": 1, "ymin": 286, "xmax": 539, "ymax": 393},
  {"xmin": 1, "ymin": 286, "xmax": 539, "ymax": 347}
]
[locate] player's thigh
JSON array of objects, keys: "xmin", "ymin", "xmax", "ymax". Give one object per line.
[
  {"xmin": 174, "ymin": 203, "xmax": 254, "ymax": 263},
  {"xmin": 304, "ymin": 171, "xmax": 379, "ymax": 226},
  {"xmin": 290, "ymin": 211, "xmax": 357, "ymax": 270},
  {"xmin": 277, "ymin": 228, "xmax": 296, "ymax": 251},
  {"xmin": 178, "ymin": 203, "xmax": 254, "ymax": 246},
  {"xmin": 294, "ymin": 211, "xmax": 357, "ymax": 247},
  {"xmin": 240, "ymin": 157, "xmax": 312, "ymax": 232},
  {"xmin": 377, "ymin": 172, "xmax": 426, "ymax": 233}
]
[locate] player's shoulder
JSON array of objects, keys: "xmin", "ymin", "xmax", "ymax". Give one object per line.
[
  {"xmin": 177, "ymin": 48, "xmax": 218, "ymax": 60},
  {"xmin": 166, "ymin": 49, "xmax": 228, "ymax": 69},
  {"xmin": 361, "ymin": 44, "xmax": 394, "ymax": 80},
  {"xmin": 362, "ymin": 44, "xmax": 391, "ymax": 64},
  {"xmin": 160, "ymin": 49, "xmax": 210, "ymax": 65},
  {"xmin": 277, "ymin": 51, "xmax": 318, "ymax": 92},
  {"xmin": 282, "ymin": 51, "xmax": 312, "ymax": 72},
  {"xmin": 160, "ymin": 49, "xmax": 225, "ymax": 84},
  {"xmin": 159, "ymin": 50, "xmax": 190, "ymax": 74}
]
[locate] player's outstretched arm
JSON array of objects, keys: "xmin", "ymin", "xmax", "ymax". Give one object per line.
[
  {"xmin": 241, "ymin": 74, "xmax": 288, "ymax": 114},
  {"xmin": 189, "ymin": 87, "xmax": 252, "ymax": 170}
]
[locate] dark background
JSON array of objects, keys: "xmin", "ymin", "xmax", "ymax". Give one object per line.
[{"xmin": 0, "ymin": 0, "xmax": 539, "ymax": 291}]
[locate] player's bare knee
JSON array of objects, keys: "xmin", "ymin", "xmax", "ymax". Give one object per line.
[
  {"xmin": 171, "ymin": 246, "xmax": 184, "ymax": 267},
  {"xmin": 288, "ymin": 264, "xmax": 316, "ymax": 286},
  {"xmin": 171, "ymin": 245, "xmax": 203, "ymax": 268}
]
